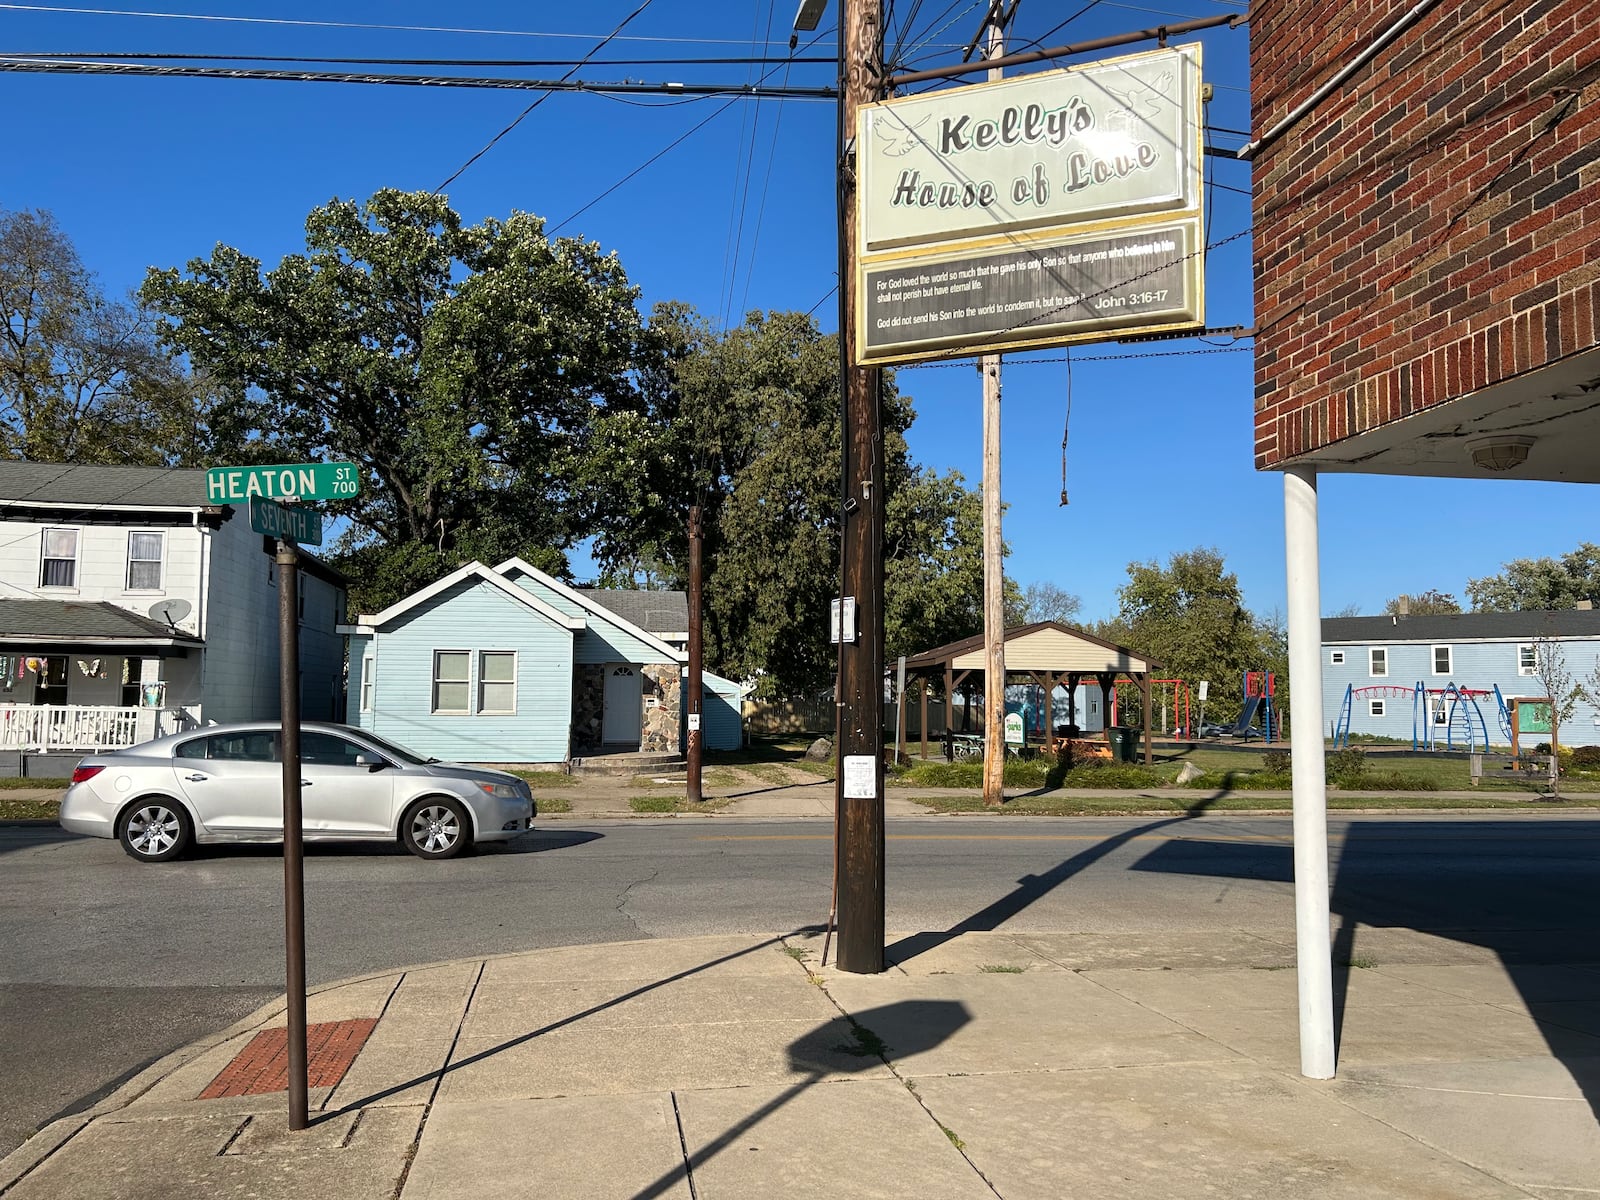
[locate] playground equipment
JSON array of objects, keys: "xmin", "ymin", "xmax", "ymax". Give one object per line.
[
  {"xmin": 1233, "ymin": 671, "xmax": 1275, "ymax": 741},
  {"xmin": 1333, "ymin": 680, "xmax": 1494, "ymax": 751}
]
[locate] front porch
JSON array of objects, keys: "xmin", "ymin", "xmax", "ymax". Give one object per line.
[{"xmin": 0, "ymin": 703, "xmax": 199, "ymax": 752}]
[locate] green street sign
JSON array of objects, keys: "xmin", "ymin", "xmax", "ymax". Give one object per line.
[
  {"xmin": 250, "ymin": 497, "xmax": 323, "ymax": 546},
  {"xmin": 207, "ymin": 462, "xmax": 360, "ymax": 504}
]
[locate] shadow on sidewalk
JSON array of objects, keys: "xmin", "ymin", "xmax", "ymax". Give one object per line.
[
  {"xmin": 1127, "ymin": 817, "xmax": 1600, "ymax": 1129},
  {"xmin": 885, "ymin": 791, "xmax": 1224, "ymax": 964},
  {"xmin": 625, "ymin": 999, "xmax": 971, "ymax": 1200}
]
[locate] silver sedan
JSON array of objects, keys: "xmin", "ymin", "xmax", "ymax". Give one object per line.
[{"xmin": 59, "ymin": 721, "xmax": 535, "ymax": 862}]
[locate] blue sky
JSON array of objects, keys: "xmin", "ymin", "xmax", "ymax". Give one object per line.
[{"xmin": 5, "ymin": 0, "xmax": 1598, "ymax": 625}]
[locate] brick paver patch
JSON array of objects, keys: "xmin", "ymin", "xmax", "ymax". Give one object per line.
[{"xmin": 199, "ymin": 1018, "xmax": 378, "ymax": 1099}]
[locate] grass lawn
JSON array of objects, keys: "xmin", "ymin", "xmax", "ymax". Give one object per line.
[
  {"xmin": 509, "ymin": 770, "xmax": 579, "ymax": 789},
  {"xmin": 708, "ymin": 735, "xmax": 835, "ymax": 778},
  {"xmin": 628, "ymin": 794, "xmax": 735, "ymax": 814},
  {"xmin": 0, "ymin": 794, "xmax": 59, "ymax": 820},
  {"xmin": 890, "ymin": 744, "xmax": 1600, "ymax": 797}
]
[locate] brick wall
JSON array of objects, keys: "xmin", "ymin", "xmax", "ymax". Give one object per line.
[{"xmin": 1251, "ymin": 0, "xmax": 1600, "ymax": 468}]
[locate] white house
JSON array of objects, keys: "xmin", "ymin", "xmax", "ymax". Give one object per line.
[{"xmin": 0, "ymin": 462, "xmax": 348, "ymax": 768}]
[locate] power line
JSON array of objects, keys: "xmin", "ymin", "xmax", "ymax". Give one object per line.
[
  {"xmin": 0, "ymin": 57, "xmax": 837, "ymax": 99},
  {"xmin": 3, "ymin": 49, "xmax": 837, "ymax": 68},
  {"xmin": 0, "ymin": 3, "xmax": 798, "ymax": 45}
]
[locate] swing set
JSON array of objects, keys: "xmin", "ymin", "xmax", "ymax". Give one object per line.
[{"xmin": 1333, "ymin": 681, "xmax": 1511, "ymax": 751}]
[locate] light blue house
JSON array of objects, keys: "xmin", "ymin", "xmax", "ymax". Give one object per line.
[
  {"xmin": 1322, "ymin": 609, "xmax": 1600, "ymax": 748},
  {"xmin": 344, "ymin": 559, "xmax": 690, "ymax": 765}
]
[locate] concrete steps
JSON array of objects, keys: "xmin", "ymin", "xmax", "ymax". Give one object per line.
[{"xmin": 569, "ymin": 752, "xmax": 686, "ymax": 778}]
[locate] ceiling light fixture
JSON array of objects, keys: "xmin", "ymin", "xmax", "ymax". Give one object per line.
[{"xmin": 1468, "ymin": 435, "xmax": 1535, "ymax": 472}]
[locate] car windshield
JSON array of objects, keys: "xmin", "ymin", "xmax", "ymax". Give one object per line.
[{"xmin": 347, "ymin": 730, "xmax": 434, "ymax": 766}]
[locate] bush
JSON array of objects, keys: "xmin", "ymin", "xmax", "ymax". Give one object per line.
[
  {"xmin": 1570, "ymin": 745, "xmax": 1600, "ymax": 767},
  {"xmin": 1052, "ymin": 761, "xmax": 1164, "ymax": 789},
  {"xmin": 1357, "ymin": 771, "xmax": 1438, "ymax": 792},
  {"xmin": 1262, "ymin": 750, "xmax": 1292, "ymax": 775},
  {"xmin": 1326, "ymin": 746, "xmax": 1368, "ymax": 783}
]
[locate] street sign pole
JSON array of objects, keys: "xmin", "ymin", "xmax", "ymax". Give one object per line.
[{"xmin": 277, "ymin": 539, "xmax": 308, "ymax": 1131}]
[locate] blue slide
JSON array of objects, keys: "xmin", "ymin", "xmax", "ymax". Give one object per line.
[{"xmin": 1231, "ymin": 695, "xmax": 1263, "ymax": 738}]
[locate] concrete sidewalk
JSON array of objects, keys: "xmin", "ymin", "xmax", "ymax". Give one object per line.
[{"xmin": 6, "ymin": 927, "xmax": 1599, "ymax": 1199}]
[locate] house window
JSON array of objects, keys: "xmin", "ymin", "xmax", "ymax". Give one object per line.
[
  {"xmin": 39, "ymin": 528, "xmax": 78, "ymax": 588},
  {"xmin": 125, "ymin": 531, "xmax": 164, "ymax": 590},
  {"xmin": 479, "ymin": 651, "xmax": 516, "ymax": 713},
  {"xmin": 360, "ymin": 653, "xmax": 374, "ymax": 713},
  {"xmin": 1432, "ymin": 695, "xmax": 1448, "ymax": 726},
  {"xmin": 121, "ymin": 658, "xmax": 154, "ymax": 707},
  {"xmin": 1518, "ymin": 644, "xmax": 1536, "ymax": 676},
  {"xmin": 35, "ymin": 656, "xmax": 68, "ymax": 705},
  {"xmin": 1330, "ymin": 650, "xmax": 1345, "ymax": 665},
  {"xmin": 432, "ymin": 651, "xmax": 470, "ymax": 714},
  {"xmin": 1369, "ymin": 647, "xmax": 1388, "ymax": 677},
  {"xmin": 1432, "ymin": 646, "xmax": 1452, "ymax": 676},
  {"xmin": 1369, "ymin": 699, "xmax": 1386, "ymax": 717}
]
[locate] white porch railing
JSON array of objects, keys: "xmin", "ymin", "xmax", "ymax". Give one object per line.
[{"xmin": 0, "ymin": 705, "xmax": 179, "ymax": 751}]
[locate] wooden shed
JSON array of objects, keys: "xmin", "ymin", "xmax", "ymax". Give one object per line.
[{"xmin": 899, "ymin": 622, "xmax": 1162, "ymax": 763}]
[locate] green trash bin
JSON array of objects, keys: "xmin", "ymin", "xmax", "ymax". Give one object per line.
[{"xmin": 1107, "ymin": 727, "xmax": 1139, "ymax": 763}]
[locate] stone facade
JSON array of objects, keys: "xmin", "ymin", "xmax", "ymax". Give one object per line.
[
  {"xmin": 571, "ymin": 664, "xmax": 607, "ymax": 753},
  {"xmin": 641, "ymin": 663, "xmax": 682, "ymax": 754},
  {"xmin": 1251, "ymin": 0, "xmax": 1600, "ymax": 468}
]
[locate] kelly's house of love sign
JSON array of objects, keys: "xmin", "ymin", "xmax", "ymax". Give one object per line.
[{"xmin": 856, "ymin": 44, "xmax": 1205, "ymax": 364}]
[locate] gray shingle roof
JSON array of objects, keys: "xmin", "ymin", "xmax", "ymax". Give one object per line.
[
  {"xmin": 1324, "ymin": 609, "xmax": 1600, "ymax": 642},
  {"xmin": 577, "ymin": 589, "xmax": 688, "ymax": 635},
  {"xmin": 0, "ymin": 462, "xmax": 211, "ymax": 508},
  {"xmin": 0, "ymin": 599, "xmax": 200, "ymax": 642}
]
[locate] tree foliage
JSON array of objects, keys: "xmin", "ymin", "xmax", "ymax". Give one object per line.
[
  {"xmin": 1099, "ymin": 547, "xmax": 1272, "ymax": 721},
  {"xmin": 1384, "ymin": 589, "xmax": 1461, "ymax": 616},
  {"xmin": 1468, "ymin": 544, "xmax": 1600, "ymax": 612},
  {"xmin": 142, "ymin": 189, "xmax": 647, "ymax": 611},
  {"xmin": 586, "ymin": 305, "xmax": 990, "ymax": 696},
  {"xmin": 0, "ymin": 206, "xmax": 212, "ymax": 465}
]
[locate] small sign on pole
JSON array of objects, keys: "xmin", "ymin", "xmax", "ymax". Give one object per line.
[
  {"xmin": 207, "ymin": 462, "xmax": 360, "ymax": 504},
  {"xmin": 831, "ymin": 597, "xmax": 858, "ymax": 644},
  {"xmin": 249, "ymin": 497, "xmax": 323, "ymax": 546},
  {"xmin": 1004, "ymin": 712, "xmax": 1024, "ymax": 746}
]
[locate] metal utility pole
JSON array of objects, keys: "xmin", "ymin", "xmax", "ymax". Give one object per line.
[
  {"xmin": 276, "ymin": 540, "xmax": 308, "ymax": 1130},
  {"xmin": 980, "ymin": 3, "xmax": 1010, "ymax": 809},
  {"xmin": 686, "ymin": 506, "xmax": 704, "ymax": 803},
  {"xmin": 834, "ymin": 0, "xmax": 887, "ymax": 975}
]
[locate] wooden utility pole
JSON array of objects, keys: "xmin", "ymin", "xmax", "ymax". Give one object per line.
[
  {"xmin": 980, "ymin": 4, "xmax": 1009, "ymax": 809},
  {"xmin": 686, "ymin": 506, "xmax": 704, "ymax": 803},
  {"xmin": 834, "ymin": 0, "xmax": 886, "ymax": 975}
]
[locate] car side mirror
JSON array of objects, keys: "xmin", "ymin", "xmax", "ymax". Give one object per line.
[{"xmin": 354, "ymin": 754, "xmax": 387, "ymax": 771}]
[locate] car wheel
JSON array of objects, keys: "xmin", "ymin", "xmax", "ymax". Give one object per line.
[
  {"xmin": 401, "ymin": 798, "xmax": 472, "ymax": 860},
  {"xmin": 120, "ymin": 799, "xmax": 192, "ymax": 862}
]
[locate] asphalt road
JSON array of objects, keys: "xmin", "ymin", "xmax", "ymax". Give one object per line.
[{"xmin": 4, "ymin": 811, "xmax": 1600, "ymax": 1158}]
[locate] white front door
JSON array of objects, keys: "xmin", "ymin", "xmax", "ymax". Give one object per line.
[{"xmin": 602, "ymin": 664, "xmax": 642, "ymax": 744}]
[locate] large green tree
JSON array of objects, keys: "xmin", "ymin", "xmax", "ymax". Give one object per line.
[
  {"xmin": 142, "ymin": 189, "xmax": 647, "ymax": 611},
  {"xmin": 1, "ymin": 205, "xmax": 211, "ymax": 465},
  {"xmin": 1468, "ymin": 544, "xmax": 1600, "ymax": 612},
  {"xmin": 586, "ymin": 305, "xmax": 991, "ymax": 696},
  {"xmin": 1098, "ymin": 547, "xmax": 1270, "ymax": 722}
]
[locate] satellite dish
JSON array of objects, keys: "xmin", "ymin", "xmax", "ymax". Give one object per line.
[{"xmin": 149, "ymin": 598, "xmax": 193, "ymax": 628}]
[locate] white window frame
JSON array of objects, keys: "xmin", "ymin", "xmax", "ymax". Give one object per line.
[
  {"xmin": 478, "ymin": 650, "xmax": 517, "ymax": 714},
  {"xmin": 360, "ymin": 652, "xmax": 374, "ymax": 713},
  {"xmin": 1369, "ymin": 699, "xmax": 1386, "ymax": 717},
  {"xmin": 39, "ymin": 527, "xmax": 80, "ymax": 589},
  {"xmin": 1431, "ymin": 695, "xmax": 1448, "ymax": 726},
  {"xmin": 431, "ymin": 649, "xmax": 471, "ymax": 715},
  {"xmin": 125, "ymin": 530, "xmax": 165, "ymax": 592},
  {"xmin": 1330, "ymin": 650, "xmax": 1345, "ymax": 665},
  {"xmin": 1431, "ymin": 645, "xmax": 1452, "ymax": 676},
  {"xmin": 1518, "ymin": 644, "xmax": 1537, "ymax": 676},
  {"xmin": 1369, "ymin": 647, "xmax": 1388, "ymax": 677}
]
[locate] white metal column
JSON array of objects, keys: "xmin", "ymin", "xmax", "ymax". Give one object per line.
[{"xmin": 1284, "ymin": 465, "xmax": 1336, "ymax": 1078}]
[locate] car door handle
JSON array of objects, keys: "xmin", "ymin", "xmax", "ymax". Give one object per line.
[
  {"xmin": 300, "ymin": 779, "xmax": 312, "ymax": 786},
  {"xmin": 184, "ymin": 773, "xmax": 207, "ymax": 782}
]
